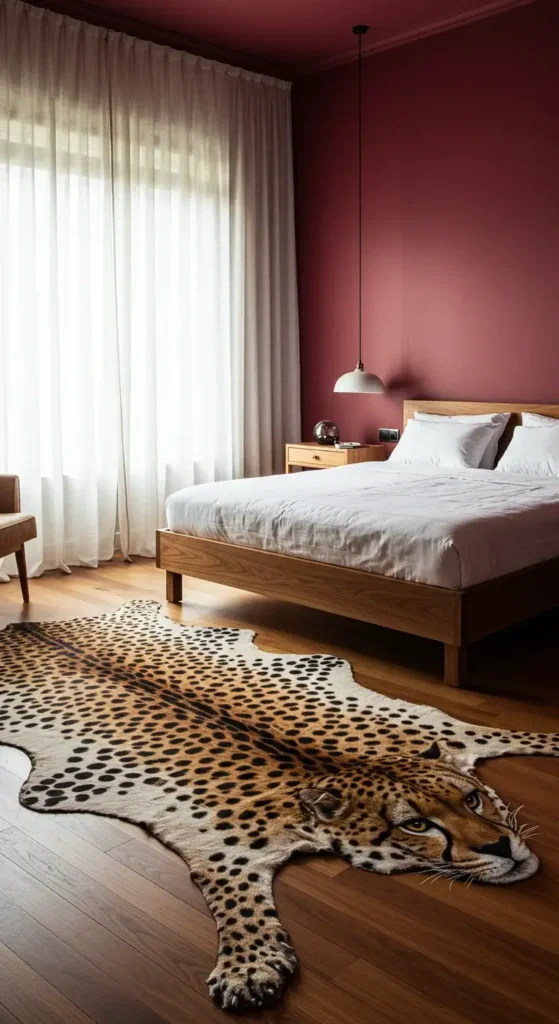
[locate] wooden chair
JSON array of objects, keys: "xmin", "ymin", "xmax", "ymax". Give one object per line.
[{"xmin": 0, "ymin": 476, "xmax": 37, "ymax": 602}]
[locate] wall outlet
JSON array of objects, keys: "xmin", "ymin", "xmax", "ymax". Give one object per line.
[{"xmin": 379, "ymin": 428, "xmax": 400, "ymax": 443}]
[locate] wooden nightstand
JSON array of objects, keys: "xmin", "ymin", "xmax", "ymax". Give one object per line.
[{"xmin": 285, "ymin": 443, "xmax": 386, "ymax": 473}]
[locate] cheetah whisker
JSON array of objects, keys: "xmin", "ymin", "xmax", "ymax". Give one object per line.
[
  {"xmin": 418, "ymin": 865, "xmax": 473, "ymax": 888},
  {"xmin": 517, "ymin": 825, "xmax": 540, "ymax": 840},
  {"xmin": 506, "ymin": 804, "xmax": 524, "ymax": 833}
]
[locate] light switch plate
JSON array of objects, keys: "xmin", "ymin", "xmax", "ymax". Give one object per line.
[{"xmin": 379, "ymin": 428, "xmax": 400, "ymax": 442}]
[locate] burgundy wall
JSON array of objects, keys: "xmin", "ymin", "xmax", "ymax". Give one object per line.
[{"xmin": 293, "ymin": 0, "xmax": 559, "ymax": 444}]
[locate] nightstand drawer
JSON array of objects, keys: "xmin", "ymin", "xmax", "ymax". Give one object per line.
[{"xmin": 286, "ymin": 445, "xmax": 345, "ymax": 468}]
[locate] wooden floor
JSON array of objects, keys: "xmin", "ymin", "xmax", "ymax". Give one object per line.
[{"xmin": 1, "ymin": 558, "xmax": 558, "ymax": 1024}]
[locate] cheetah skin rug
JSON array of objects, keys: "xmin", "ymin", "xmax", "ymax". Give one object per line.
[{"xmin": 1, "ymin": 600, "xmax": 558, "ymax": 1011}]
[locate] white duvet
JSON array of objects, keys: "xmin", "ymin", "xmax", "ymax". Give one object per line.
[{"xmin": 165, "ymin": 463, "xmax": 559, "ymax": 590}]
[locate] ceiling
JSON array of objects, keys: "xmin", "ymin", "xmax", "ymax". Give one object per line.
[{"xmin": 77, "ymin": 0, "xmax": 533, "ymax": 74}]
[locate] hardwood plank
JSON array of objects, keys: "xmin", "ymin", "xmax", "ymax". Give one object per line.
[
  {"xmin": 281, "ymin": 921, "xmax": 357, "ymax": 983},
  {"xmin": 99, "ymin": 815, "xmax": 185, "ymax": 858},
  {"xmin": 0, "ymin": 850, "xmax": 235, "ymax": 1024},
  {"xmin": 395, "ymin": 867, "xmax": 559, "ymax": 952},
  {"xmin": 334, "ymin": 958, "xmax": 475, "ymax": 1024},
  {"xmin": 287, "ymin": 970, "xmax": 394, "ymax": 1024},
  {"xmin": 108, "ymin": 839, "xmax": 211, "ymax": 915},
  {"xmin": 69, "ymin": 926, "xmax": 236, "ymax": 1024},
  {"xmin": 280, "ymin": 865, "xmax": 558, "ymax": 1022},
  {"xmin": 0, "ymin": 1004, "xmax": 22, "ymax": 1024},
  {"xmin": 0, "ymin": 747, "xmax": 30, "ymax": 779},
  {"xmin": 0, "ymin": 831, "xmax": 217, "ymax": 986},
  {"xmin": 0, "ymin": 844, "xmax": 95, "ymax": 942},
  {"xmin": 0, "ymin": 768, "xmax": 217, "ymax": 955},
  {"xmin": 0, "ymin": 892, "xmax": 166, "ymax": 1024},
  {"xmin": 306, "ymin": 855, "xmax": 348, "ymax": 878},
  {"xmin": 275, "ymin": 875, "xmax": 549, "ymax": 1024},
  {"xmin": 49, "ymin": 814, "xmax": 131, "ymax": 853},
  {"xmin": 0, "ymin": 939, "xmax": 94, "ymax": 1024}
]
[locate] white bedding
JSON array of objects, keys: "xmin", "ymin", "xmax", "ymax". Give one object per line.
[{"xmin": 165, "ymin": 463, "xmax": 559, "ymax": 590}]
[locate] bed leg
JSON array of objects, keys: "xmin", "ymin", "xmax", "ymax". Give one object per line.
[
  {"xmin": 444, "ymin": 643, "xmax": 467, "ymax": 688},
  {"xmin": 166, "ymin": 571, "xmax": 182, "ymax": 604}
]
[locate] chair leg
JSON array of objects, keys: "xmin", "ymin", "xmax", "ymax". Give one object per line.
[{"xmin": 15, "ymin": 545, "xmax": 30, "ymax": 603}]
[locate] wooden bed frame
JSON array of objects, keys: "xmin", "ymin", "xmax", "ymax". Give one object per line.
[{"xmin": 156, "ymin": 401, "xmax": 559, "ymax": 688}]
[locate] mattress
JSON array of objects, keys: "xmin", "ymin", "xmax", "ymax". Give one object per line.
[{"xmin": 165, "ymin": 463, "xmax": 559, "ymax": 590}]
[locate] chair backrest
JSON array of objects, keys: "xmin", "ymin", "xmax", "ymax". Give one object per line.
[{"xmin": 0, "ymin": 475, "xmax": 21, "ymax": 514}]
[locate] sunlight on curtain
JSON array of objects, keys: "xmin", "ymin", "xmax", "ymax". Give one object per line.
[{"xmin": 0, "ymin": 0, "xmax": 300, "ymax": 576}]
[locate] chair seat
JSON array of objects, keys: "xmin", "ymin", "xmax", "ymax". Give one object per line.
[
  {"xmin": 0, "ymin": 512, "xmax": 35, "ymax": 529},
  {"xmin": 0, "ymin": 513, "xmax": 37, "ymax": 557}
]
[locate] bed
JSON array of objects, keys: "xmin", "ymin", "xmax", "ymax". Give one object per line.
[{"xmin": 156, "ymin": 401, "xmax": 559, "ymax": 687}]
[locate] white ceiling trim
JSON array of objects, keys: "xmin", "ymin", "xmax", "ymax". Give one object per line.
[{"xmin": 298, "ymin": 0, "xmax": 537, "ymax": 75}]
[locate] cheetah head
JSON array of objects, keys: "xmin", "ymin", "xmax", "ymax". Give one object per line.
[{"xmin": 298, "ymin": 757, "xmax": 538, "ymax": 885}]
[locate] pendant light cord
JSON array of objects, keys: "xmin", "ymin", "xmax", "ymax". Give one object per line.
[
  {"xmin": 358, "ymin": 29, "xmax": 362, "ymax": 368},
  {"xmin": 333, "ymin": 25, "xmax": 384, "ymax": 394},
  {"xmin": 353, "ymin": 26, "xmax": 368, "ymax": 370}
]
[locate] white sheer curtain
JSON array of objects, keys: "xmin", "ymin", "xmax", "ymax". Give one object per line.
[{"xmin": 0, "ymin": 0, "xmax": 300, "ymax": 577}]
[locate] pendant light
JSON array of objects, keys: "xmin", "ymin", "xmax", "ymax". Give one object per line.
[{"xmin": 334, "ymin": 25, "xmax": 384, "ymax": 395}]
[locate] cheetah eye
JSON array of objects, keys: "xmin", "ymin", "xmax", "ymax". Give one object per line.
[
  {"xmin": 400, "ymin": 818, "xmax": 431, "ymax": 834},
  {"xmin": 464, "ymin": 790, "xmax": 483, "ymax": 813}
]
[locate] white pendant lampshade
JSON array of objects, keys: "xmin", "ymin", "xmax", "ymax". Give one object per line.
[
  {"xmin": 334, "ymin": 25, "xmax": 384, "ymax": 397},
  {"xmin": 334, "ymin": 361, "xmax": 384, "ymax": 394}
]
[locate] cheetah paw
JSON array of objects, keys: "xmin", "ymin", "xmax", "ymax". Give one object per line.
[{"xmin": 208, "ymin": 945, "xmax": 298, "ymax": 1011}]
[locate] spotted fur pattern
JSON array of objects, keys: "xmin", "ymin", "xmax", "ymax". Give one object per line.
[{"xmin": 0, "ymin": 600, "xmax": 557, "ymax": 1011}]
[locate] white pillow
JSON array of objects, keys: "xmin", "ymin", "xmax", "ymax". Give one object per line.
[
  {"xmin": 522, "ymin": 412, "xmax": 559, "ymax": 428},
  {"xmin": 415, "ymin": 411, "xmax": 510, "ymax": 469},
  {"xmin": 496, "ymin": 424, "xmax": 559, "ymax": 477},
  {"xmin": 390, "ymin": 419, "xmax": 501, "ymax": 470}
]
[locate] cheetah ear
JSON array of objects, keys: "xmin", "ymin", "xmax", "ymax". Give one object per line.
[
  {"xmin": 299, "ymin": 788, "xmax": 347, "ymax": 822},
  {"xmin": 419, "ymin": 741, "xmax": 441, "ymax": 760}
]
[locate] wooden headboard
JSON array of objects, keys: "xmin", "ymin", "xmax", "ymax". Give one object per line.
[{"xmin": 403, "ymin": 401, "xmax": 559, "ymax": 458}]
